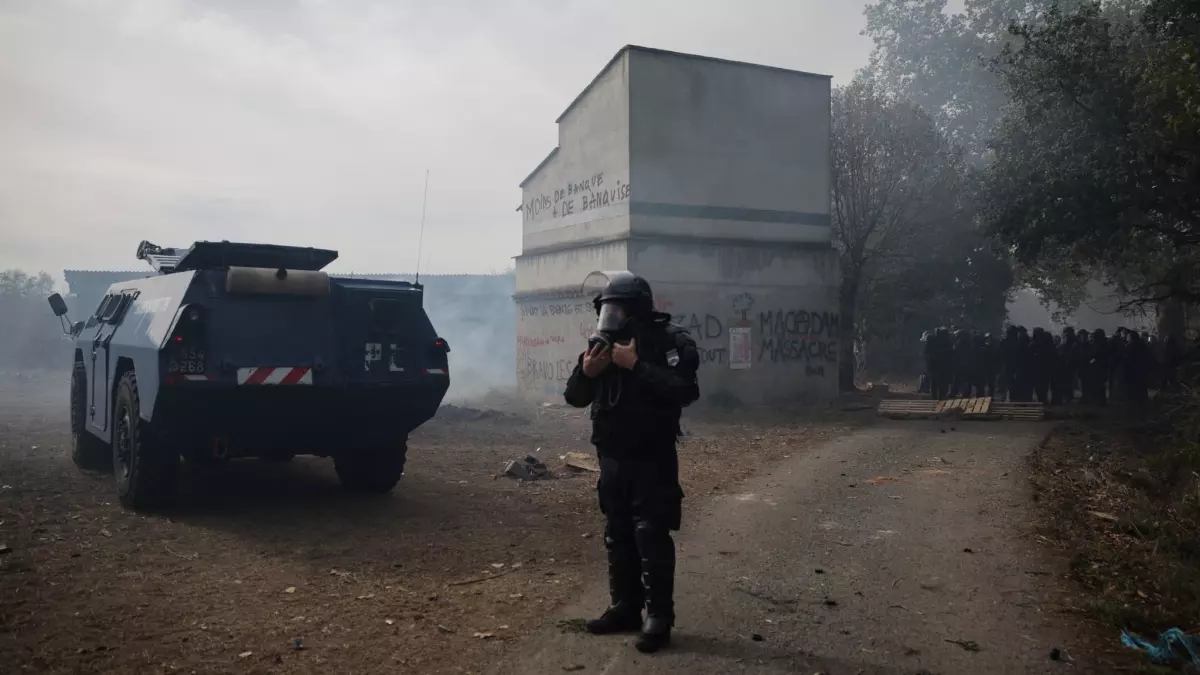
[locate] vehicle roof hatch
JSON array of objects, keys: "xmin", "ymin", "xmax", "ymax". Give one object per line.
[{"xmin": 173, "ymin": 240, "xmax": 339, "ymax": 272}]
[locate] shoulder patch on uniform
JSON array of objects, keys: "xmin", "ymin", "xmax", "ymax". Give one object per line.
[{"xmin": 666, "ymin": 349, "xmax": 680, "ymax": 367}]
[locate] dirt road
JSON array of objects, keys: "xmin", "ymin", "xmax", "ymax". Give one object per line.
[
  {"xmin": 0, "ymin": 371, "xmax": 851, "ymax": 675},
  {"xmin": 489, "ymin": 421, "xmax": 1102, "ymax": 675}
]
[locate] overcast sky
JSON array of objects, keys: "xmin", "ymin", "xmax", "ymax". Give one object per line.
[{"xmin": 0, "ymin": 0, "xmax": 962, "ymax": 278}]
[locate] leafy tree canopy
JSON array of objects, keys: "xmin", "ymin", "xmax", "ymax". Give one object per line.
[
  {"xmin": 0, "ymin": 270, "xmax": 55, "ymax": 299},
  {"xmin": 979, "ymin": 0, "xmax": 1200, "ymax": 309},
  {"xmin": 863, "ymin": 0, "xmax": 1084, "ymax": 160}
]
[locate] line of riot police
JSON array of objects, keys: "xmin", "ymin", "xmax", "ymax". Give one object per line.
[{"xmin": 920, "ymin": 326, "xmax": 1187, "ymax": 406}]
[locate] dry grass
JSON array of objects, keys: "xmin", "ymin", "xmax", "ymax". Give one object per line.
[{"xmin": 1029, "ymin": 411, "xmax": 1200, "ymax": 671}]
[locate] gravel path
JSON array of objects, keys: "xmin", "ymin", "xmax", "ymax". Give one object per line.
[{"xmin": 490, "ymin": 421, "xmax": 1097, "ymax": 675}]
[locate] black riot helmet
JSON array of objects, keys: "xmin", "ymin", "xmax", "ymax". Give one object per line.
[
  {"xmin": 595, "ymin": 272, "xmax": 653, "ymax": 313},
  {"xmin": 582, "ymin": 271, "xmax": 654, "ymax": 348}
]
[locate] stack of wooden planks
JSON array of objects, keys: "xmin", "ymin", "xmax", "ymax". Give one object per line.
[
  {"xmin": 876, "ymin": 396, "xmax": 1046, "ymax": 421},
  {"xmin": 876, "ymin": 399, "xmax": 941, "ymax": 417},
  {"xmin": 987, "ymin": 401, "xmax": 1046, "ymax": 420}
]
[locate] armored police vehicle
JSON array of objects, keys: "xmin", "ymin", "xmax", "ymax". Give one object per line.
[{"xmin": 48, "ymin": 240, "xmax": 451, "ymax": 510}]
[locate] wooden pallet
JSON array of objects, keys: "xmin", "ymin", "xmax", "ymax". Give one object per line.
[
  {"xmin": 937, "ymin": 397, "xmax": 993, "ymax": 415},
  {"xmin": 877, "ymin": 400, "xmax": 940, "ymax": 415},
  {"xmin": 988, "ymin": 402, "xmax": 1046, "ymax": 421},
  {"xmin": 877, "ymin": 397, "xmax": 1046, "ymax": 421},
  {"xmin": 878, "ymin": 397, "xmax": 993, "ymax": 419}
]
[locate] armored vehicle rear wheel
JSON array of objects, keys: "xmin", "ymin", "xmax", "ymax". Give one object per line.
[
  {"xmin": 334, "ymin": 438, "xmax": 407, "ymax": 494},
  {"xmin": 70, "ymin": 362, "xmax": 111, "ymax": 471},
  {"xmin": 113, "ymin": 372, "xmax": 179, "ymax": 510}
]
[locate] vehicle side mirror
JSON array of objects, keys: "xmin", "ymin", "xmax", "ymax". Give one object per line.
[{"xmin": 48, "ymin": 293, "xmax": 69, "ymax": 317}]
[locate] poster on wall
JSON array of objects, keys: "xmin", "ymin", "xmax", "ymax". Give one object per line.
[{"xmin": 729, "ymin": 326, "xmax": 752, "ymax": 370}]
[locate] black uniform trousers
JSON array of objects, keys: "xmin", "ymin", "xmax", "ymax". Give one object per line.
[{"xmin": 597, "ymin": 451, "xmax": 681, "ymax": 623}]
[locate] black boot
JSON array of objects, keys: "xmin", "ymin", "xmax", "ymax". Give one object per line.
[
  {"xmin": 634, "ymin": 520, "xmax": 675, "ymax": 654},
  {"xmin": 586, "ymin": 603, "xmax": 644, "ymax": 635},
  {"xmin": 636, "ymin": 616, "xmax": 671, "ymax": 653},
  {"xmin": 587, "ymin": 520, "xmax": 643, "ymax": 635}
]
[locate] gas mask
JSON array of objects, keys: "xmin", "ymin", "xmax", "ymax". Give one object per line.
[{"xmin": 589, "ymin": 301, "xmax": 633, "ymax": 349}]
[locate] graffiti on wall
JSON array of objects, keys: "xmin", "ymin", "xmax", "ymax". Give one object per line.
[
  {"xmin": 516, "ymin": 298, "xmax": 593, "ymax": 395},
  {"xmin": 517, "ymin": 293, "xmax": 840, "ymax": 397},
  {"xmin": 520, "ymin": 301, "xmax": 592, "ymax": 318},
  {"xmin": 757, "ymin": 309, "xmax": 839, "ymax": 367},
  {"xmin": 523, "ymin": 172, "xmax": 632, "ymax": 222},
  {"xmin": 659, "ymin": 293, "xmax": 837, "ymax": 376}
]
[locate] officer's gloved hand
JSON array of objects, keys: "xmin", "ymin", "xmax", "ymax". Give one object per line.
[{"xmin": 582, "ymin": 343, "xmax": 612, "ymax": 378}]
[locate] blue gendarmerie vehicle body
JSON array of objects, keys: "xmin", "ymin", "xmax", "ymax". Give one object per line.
[{"xmin": 47, "ymin": 240, "xmax": 451, "ymax": 510}]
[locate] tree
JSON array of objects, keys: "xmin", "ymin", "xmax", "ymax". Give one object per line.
[
  {"xmin": 862, "ymin": 0, "xmax": 1084, "ymax": 161},
  {"xmin": 0, "ymin": 269, "xmax": 63, "ymax": 369},
  {"xmin": 832, "ymin": 79, "xmax": 966, "ymax": 390},
  {"xmin": 979, "ymin": 0, "xmax": 1200, "ymax": 316},
  {"xmin": 855, "ymin": 202, "xmax": 1015, "ymax": 377}
]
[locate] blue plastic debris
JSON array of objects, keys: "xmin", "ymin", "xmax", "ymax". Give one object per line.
[{"xmin": 1120, "ymin": 628, "xmax": 1200, "ymax": 667}]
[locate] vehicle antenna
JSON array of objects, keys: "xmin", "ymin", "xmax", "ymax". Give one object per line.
[{"xmin": 415, "ymin": 169, "xmax": 429, "ymax": 285}]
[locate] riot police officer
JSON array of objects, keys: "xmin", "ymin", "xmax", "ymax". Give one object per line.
[{"xmin": 563, "ymin": 272, "xmax": 700, "ymax": 653}]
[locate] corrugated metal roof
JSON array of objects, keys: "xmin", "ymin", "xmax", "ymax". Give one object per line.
[
  {"xmin": 63, "ymin": 265, "xmax": 150, "ymax": 270},
  {"xmin": 62, "ymin": 269, "xmax": 512, "ymax": 278}
]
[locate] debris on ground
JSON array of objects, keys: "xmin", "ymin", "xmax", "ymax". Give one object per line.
[
  {"xmin": 0, "ymin": 544, "xmax": 11, "ymax": 555},
  {"xmin": 437, "ymin": 404, "xmax": 518, "ymax": 424},
  {"xmin": 0, "ymin": 375, "xmax": 854, "ymax": 675},
  {"xmin": 1032, "ymin": 421, "xmax": 1200, "ymax": 668},
  {"xmin": 503, "ymin": 455, "xmax": 549, "ymax": 480},
  {"xmin": 945, "ymin": 638, "xmax": 981, "ymax": 652},
  {"xmin": 751, "ymin": 633, "xmax": 764, "ymax": 642},
  {"xmin": 563, "ymin": 452, "xmax": 600, "ymax": 473},
  {"xmin": 1120, "ymin": 628, "xmax": 1200, "ymax": 668},
  {"xmin": 556, "ymin": 618, "xmax": 588, "ymax": 634}
]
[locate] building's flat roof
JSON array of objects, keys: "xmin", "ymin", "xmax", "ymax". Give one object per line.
[
  {"xmin": 519, "ymin": 147, "xmax": 560, "ymax": 189},
  {"xmin": 520, "ymin": 45, "xmax": 832, "ymax": 189},
  {"xmin": 555, "ymin": 44, "xmax": 831, "ymax": 125}
]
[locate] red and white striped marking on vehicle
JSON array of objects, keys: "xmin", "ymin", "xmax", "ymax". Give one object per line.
[
  {"xmin": 236, "ymin": 367, "xmax": 313, "ymax": 385},
  {"xmin": 424, "ymin": 368, "xmax": 447, "ymax": 375}
]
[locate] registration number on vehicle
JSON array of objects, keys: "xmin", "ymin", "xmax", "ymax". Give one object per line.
[{"xmin": 168, "ymin": 348, "xmax": 206, "ymax": 374}]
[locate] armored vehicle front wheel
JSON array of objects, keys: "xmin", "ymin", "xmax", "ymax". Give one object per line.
[
  {"xmin": 334, "ymin": 438, "xmax": 407, "ymax": 495},
  {"xmin": 113, "ymin": 371, "xmax": 179, "ymax": 510},
  {"xmin": 70, "ymin": 362, "xmax": 111, "ymax": 471}
]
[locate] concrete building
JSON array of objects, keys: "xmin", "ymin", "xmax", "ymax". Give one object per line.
[{"xmin": 516, "ymin": 45, "xmax": 840, "ymax": 405}]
